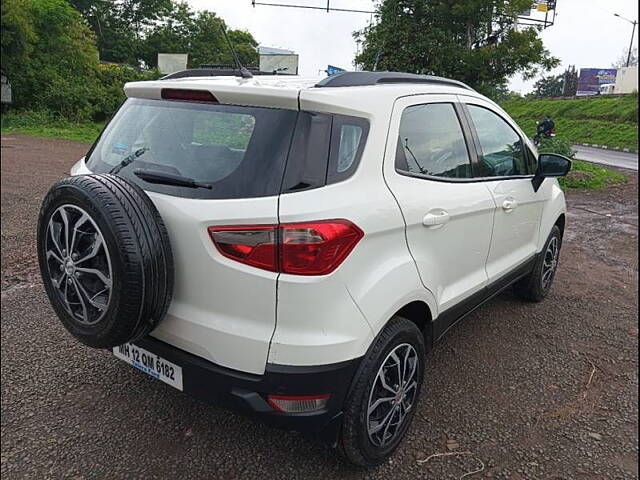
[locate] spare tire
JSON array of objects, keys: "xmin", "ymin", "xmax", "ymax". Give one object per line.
[{"xmin": 37, "ymin": 174, "xmax": 174, "ymax": 348}]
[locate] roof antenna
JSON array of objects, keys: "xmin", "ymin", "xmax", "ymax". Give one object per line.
[{"xmin": 220, "ymin": 24, "xmax": 253, "ymax": 79}]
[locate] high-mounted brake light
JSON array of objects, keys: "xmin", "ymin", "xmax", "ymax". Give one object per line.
[
  {"xmin": 208, "ymin": 220, "xmax": 363, "ymax": 276},
  {"xmin": 267, "ymin": 394, "xmax": 331, "ymax": 413},
  {"xmin": 161, "ymin": 88, "xmax": 218, "ymax": 103}
]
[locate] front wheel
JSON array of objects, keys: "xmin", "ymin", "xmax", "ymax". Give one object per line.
[
  {"xmin": 513, "ymin": 225, "xmax": 562, "ymax": 302},
  {"xmin": 340, "ymin": 317, "xmax": 426, "ymax": 467}
]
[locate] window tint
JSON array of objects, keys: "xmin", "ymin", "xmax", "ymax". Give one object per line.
[
  {"xmin": 395, "ymin": 103, "xmax": 472, "ymax": 179},
  {"xmin": 326, "ymin": 115, "xmax": 370, "ymax": 184},
  {"xmin": 281, "ymin": 111, "xmax": 332, "ymax": 192},
  {"xmin": 525, "ymin": 144, "xmax": 538, "ymax": 173},
  {"xmin": 85, "ymin": 98, "xmax": 297, "ymax": 199},
  {"xmin": 467, "ymin": 105, "xmax": 527, "ymax": 177},
  {"xmin": 282, "ymin": 112, "xmax": 369, "ymax": 192},
  {"xmin": 337, "ymin": 125, "xmax": 363, "ymax": 172}
]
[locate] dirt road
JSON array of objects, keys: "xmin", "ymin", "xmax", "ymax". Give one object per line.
[{"xmin": 1, "ymin": 135, "xmax": 638, "ymax": 479}]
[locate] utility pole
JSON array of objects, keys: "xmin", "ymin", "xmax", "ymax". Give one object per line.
[
  {"xmin": 626, "ymin": 21, "xmax": 637, "ymax": 67},
  {"xmin": 614, "ymin": 13, "xmax": 638, "ymax": 67}
]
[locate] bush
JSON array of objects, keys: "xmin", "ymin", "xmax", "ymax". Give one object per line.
[
  {"xmin": 536, "ymin": 137, "xmax": 576, "ymax": 159},
  {"xmin": 1, "ymin": 0, "xmax": 162, "ymax": 122},
  {"xmin": 92, "ymin": 64, "xmax": 161, "ymax": 121}
]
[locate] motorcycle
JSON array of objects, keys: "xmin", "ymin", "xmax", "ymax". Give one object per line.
[{"xmin": 533, "ymin": 120, "xmax": 556, "ymax": 146}]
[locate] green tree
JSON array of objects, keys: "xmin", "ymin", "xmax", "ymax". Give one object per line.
[
  {"xmin": 2, "ymin": 0, "xmax": 102, "ymax": 119},
  {"xmin": 529, "ymin": 74, "xmax": 564, "ymax": 98},
  {"xmin": 140, "ymin": 4, "xmax": 258, "ymax": 69},
  {"xmin": 1, "ymin": 0, "xmax": 36, "ymax": 78},
  {"xmin": 71, "ymin": 1, "xmax": 259, "ymax": 69},
  {"xmin": 354, "ymin": 0, "xmax": 559, "ymax": 95},
  {"xmin": 70, "ymin": 0, "xmax": 172, "ymax": 64}
]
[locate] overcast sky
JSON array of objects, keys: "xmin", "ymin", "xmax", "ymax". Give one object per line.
[{"xmin": 187, "ymin": 0, "xmax": 639, "ymax": 93}]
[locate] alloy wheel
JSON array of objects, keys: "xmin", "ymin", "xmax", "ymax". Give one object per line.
[
  {"xmin": 542, "ymin": 236, "xmax": 559, "ymax": 290},
  {"xmin": 45, "ymin": 205, "xmax": 112, "ymax": 325},
  {"xmin": 366, "ymin": 343, "xmax": 419, "ymax": 447}
]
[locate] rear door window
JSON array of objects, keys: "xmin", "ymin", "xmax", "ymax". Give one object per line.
[
  {"xmin": 86, "ymin": 98, "xmax": 297, "ymax": 199},
  {"xmin": 395, "ymin": 103, "xmax": 473, "ymax": 179}
]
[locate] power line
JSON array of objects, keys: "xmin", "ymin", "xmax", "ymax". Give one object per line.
[{"xmin": 251, "ymin": 0, "xmax": 375, "ymax": 14}]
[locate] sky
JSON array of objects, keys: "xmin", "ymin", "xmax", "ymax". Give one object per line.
[{"xmin": 186, "ymin": 0, "xmax": 639, "ymax": 94}]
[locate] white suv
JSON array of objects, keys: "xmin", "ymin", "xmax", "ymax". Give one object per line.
[{"xmin": 37, "ymin": 71, "xmax": 570, "ymax": 467}]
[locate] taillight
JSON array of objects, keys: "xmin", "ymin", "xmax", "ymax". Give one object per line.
[
  {"xmin": 280, "ymin": 220, "xmax": 363, "ymax": 275},
  {"xmin": 208, "ymin": 225, "xmax": 278, "ymax": 272},
  {"xmin": 207, "ymin": 220, "xmax": 363, "ymax": 276},
  {"xmin": 161, "ymin": 88, "xmax": 218, "ymax": 103}
]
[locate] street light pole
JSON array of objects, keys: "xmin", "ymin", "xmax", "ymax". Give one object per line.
[
  {"xmin": 614, "ymin": 13, "xmax": 638, "ymax": 67},
  {"xmin": 626, "ymin": 20, "xmax": 637, "ymax": 67}
]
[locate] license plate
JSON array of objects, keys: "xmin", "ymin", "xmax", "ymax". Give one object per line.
[{"xmin": 113, "ymin": 343, "xmax": 183, "ymax": 391}]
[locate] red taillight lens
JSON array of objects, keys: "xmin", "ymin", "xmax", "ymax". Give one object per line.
[
  {"xmin": 208, "ymin": 220, "xmax": 363, "ymax": 276},
  {"xmin": 280, "ymin": 220, "xmax": 364, "ymax": 275},
  {"xmin": 161, "ymin": 88, "xmax": 218, "ymax": 103},
  {"xmin": 267, "ymin": 394, "xmax": 331, "ymax": 413},
  {"xmin": 208, "ymin": 226, "xmax": 278, "ymax": 272}
]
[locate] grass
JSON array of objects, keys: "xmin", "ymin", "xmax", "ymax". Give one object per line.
[
  {"xmin": 1, "ymin": 111, "xmax": 104, "ymax": 144},
  {"xmin": 559, "ymin": 160, "xmax": 627, "ymax": 190},
  {"xmin": 501, "ymin": 94, "xmax": 638, "ymax": 151}
]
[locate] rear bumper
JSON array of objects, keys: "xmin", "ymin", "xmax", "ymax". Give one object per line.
[{"xmin": 133, "ymin": 336, "xmax": 362, "ymax": 445}]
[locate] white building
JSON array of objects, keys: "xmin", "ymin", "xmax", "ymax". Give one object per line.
[{"xmin": 614, "ymin": 66, "xmax": 639, "ymax": 94}]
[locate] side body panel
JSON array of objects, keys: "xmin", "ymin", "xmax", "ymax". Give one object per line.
[
  {"xmin": 382, "ymin": 94, "xmax": 495, "ymax": 315},
  {"xmin": 271, "ymin": 91, "xmax": 436, "ymax": 367}
]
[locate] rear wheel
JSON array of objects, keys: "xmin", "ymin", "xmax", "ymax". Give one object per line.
[{"xmin": 341, "ymin": 317, "xmax": 425, "ymax": 467}]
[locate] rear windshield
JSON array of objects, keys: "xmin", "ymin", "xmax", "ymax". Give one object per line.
[{"xmin": 85, "ymin": 98, "xmax": 297, "ymax": 199}]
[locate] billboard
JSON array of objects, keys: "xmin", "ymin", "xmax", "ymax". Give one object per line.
[
  {"xmin": 158, "ymin": 53, "xmax": 188, "ymax": 74},
  {"xmin": 577, "ymin": 68, "xmax": 617, "ymax": 96},
  {"xmin": 327, "ymin": 65, "xmax": 346, "ymax": 76},
  {"xmin": 259, "ymin": 54, "xmax": 299, "ymax": 74}
]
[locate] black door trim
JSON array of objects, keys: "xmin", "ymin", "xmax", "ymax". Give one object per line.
[{"xmin": 431, "ymin": 254, "xmax": 539, "ymax": 342}]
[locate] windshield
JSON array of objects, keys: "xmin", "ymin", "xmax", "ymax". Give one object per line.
[{"xmin": 86, "ymin": 98, "xmax": 298, "ymax": 199}]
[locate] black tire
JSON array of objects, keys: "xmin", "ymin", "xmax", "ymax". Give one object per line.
[
  {"xmin": 37, "ymin": 174, "xmax": 174, "ymax": 348},
  {"xmin": 513, "ymin": 225, "xmax": 562, "ymax": 302},
  {"xmin": 341, "ymin": 317, "xmax": 426, "ymax": 467}
]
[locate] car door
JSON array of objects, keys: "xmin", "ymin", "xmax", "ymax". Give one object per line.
[
  {"xmin": 460, "ymin": 97, "xmax": 545, "ymax": 283},
  {"xmin": 383, "ymin": 95, "xmax": 495, "ymax": 316}
]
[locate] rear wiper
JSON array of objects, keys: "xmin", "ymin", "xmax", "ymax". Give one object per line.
[
  {"xmin": 133, "ymin": 169, "xmax": 212, "ymax": 189},
  {"xmin": 110, "ymin": 147, "xmax": 149, "ymax": 175}
]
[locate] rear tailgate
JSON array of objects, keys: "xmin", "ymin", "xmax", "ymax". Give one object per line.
[{"xmin": 76, "ymin": 91, "xmax": 298, "ymax": 375}]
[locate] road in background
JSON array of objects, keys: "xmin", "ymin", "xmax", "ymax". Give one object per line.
[{"xmin": 573, "ymin": 145, "xmax": 638, "ymax": 171}]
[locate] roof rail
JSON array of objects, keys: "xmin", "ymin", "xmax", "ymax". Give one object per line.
[
  {"xmin": 314, "ymin": 71, "xmax": 473, "ymax": 91},
  {"xmin": 161, "ymin": 67, "xmax": 294, "ymax": 80}
]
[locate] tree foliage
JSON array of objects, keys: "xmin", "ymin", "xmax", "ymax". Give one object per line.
[
  {"xmin": 2, "ymin": 0, "xmax": 101, "ymax": 119},
  {"xmin": 529, "ymin": 74, "xmax": 564, "ymax": 98},
  {"xmin": 69, "ymin": 0, "xmax": 259, "ymax": 68},
  {"xmin": 612, "ymin": 47, "xmax": 638, "ymax": 68},
  {"xmin": 354, "ymin": 0, "xmax": 559, "ymax": 95},
  {"xmin": 1, "ymin": 0, "xmax": 260, "ymax": 120}
]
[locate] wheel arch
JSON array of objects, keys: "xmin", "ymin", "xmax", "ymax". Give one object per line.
[
  {"xmin": 537, "ymin": 182, "xmax": 567, "ymax": 252},
  {"xmin": 394, "ymin": 300, "xmax": 434, "ymax": 350}
]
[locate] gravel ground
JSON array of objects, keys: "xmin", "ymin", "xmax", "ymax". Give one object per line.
[{"xmin": 1, "ymin": 135, "xmax": 638, "ymax": 479}]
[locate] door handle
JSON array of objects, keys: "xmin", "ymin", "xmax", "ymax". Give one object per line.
[
  {"xmin": 423, "ymin": 210, "xmax": 450, "ymax": 228},
  {"xmin": 502, "ymin": 197, "xmax": 518, "ymax": 211}
]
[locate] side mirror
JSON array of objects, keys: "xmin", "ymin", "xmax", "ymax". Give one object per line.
[{"xmin": 532, "ymin": 153, "xmax": 572, "ymax": 191}]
